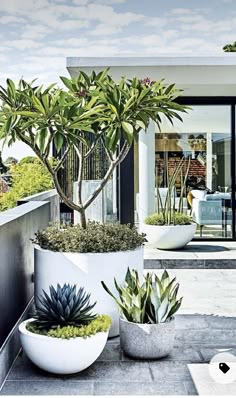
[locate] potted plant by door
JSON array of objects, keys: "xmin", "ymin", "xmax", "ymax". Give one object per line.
[
  {"xmin": 142, "ymin": 156, "xmax": 196, "ymax": 249},
  {"xmin": 19, "ymin": 283, "xmax": 111, "ymax": 374},
  {"xmin": 0, "ymin": 72, "xmax": 188, "ymax": 336},
  {"xmin": 102, "ymin": 268, "xmax": 182, "ymax": 359}
]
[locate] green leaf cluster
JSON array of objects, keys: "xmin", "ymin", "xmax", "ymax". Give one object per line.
[
  {"xmin": 0, "ymin": 71, "xmax": 189, "ymax": 163},
  {"xmin": 0, "ymin": 71, "xmax": 189, "ymax": 223},
  {"xmin": 0, "ymin": 157, "xmax": 53, "ymax": 211},
  {"xmin": 26, "ymin": 315, "xmax": 112, "ymax": 339},
  {"xmin": 102, "ymin": 268, "xmax": 182, "ymax": 324},
  {"xmin": 145, "ymin": 212, "xmax": 192, "ymax": 226},
  {"xmin": 32, "ymin": 221, "xmax": 146, "ymax": 253}
]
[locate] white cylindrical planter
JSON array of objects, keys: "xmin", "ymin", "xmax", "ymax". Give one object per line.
[
  {"xmin": 34, "ymin": 246, "xmax": 144, "ymax": 337},
  {"xmin": 19, "ymin": 319, "xmax": 109, "ymax": 374},
  {"xmin": 120, "ymin": 317, "xmax": 175, "ymax": 359},
  {"xmin": 141, "ymin": 223, "xmax": 196, "ymax": 250}
]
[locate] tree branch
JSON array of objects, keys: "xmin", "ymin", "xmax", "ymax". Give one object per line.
[
  {"xmin": 83, "ymin": 142, "xmax": 131, "ymax": 210},
  {"xmin": 54, "ymin": 145, "xmax": 71, "ymax": 173},
  {"xmin": 84, "ymin": 133, "xmax": 102, "ymax": 159},
  {"xmin": 73, "ymin": 144, "xmax": 84, "ymax": 206},
  {"xmin": 101, "ymin": 136, "xmax": 114, "ymax": 162},
  {"xmin": 17, "ymin": 129, "xmax": 82, "ymax": 213}
]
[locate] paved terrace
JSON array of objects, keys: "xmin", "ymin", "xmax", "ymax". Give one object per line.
[
  {"xmin": 144, "ymin": 241, "xmax": 236, "ymax": 269},
  {"xmin": 1, "ymin": 314, "xmax": 236, "ymax": 395}
]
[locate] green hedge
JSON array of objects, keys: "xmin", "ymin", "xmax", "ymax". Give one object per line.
[{"xmin": 0, "ymin": 158, "xmax": 53, "ymax": 211}]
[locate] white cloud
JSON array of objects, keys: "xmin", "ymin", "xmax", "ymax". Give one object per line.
[
  {"xmin": 0, "ymin": 15, "xmax": 26, "ymax": 24},
  {"xmin": 71, "ymin": 0, "xmax": 89, "ymax": 4},
  {"xmin": 89, "ymin": 23, "xmax": 122, "ymax": 36},
  {"xmin": 88, "ymin": 0, "xmax": 126, "ymax": 3},
  {"xmin": 21, "ymin": 24, "xmax": 52, "ymax": 40},
  {"xmin": 5, "ymin": 39, "xmax": 43, "ymax": 50}
]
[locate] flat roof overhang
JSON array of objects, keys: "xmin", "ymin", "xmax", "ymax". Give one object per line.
[{"xmin": 66, "ymin": 55, "xmax": 236, "ymax": 97}]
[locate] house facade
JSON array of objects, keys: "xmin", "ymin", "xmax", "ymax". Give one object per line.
[{"xmin": 67, "ymin": 55, "xmax": 236, "ymax": 240}]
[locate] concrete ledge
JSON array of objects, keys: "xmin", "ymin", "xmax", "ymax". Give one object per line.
[{"xmin": 145, "ymin": 258, "xmax": 236, "ymax": 269}]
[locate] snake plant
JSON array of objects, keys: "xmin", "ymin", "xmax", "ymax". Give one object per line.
[
  {"xmin": 101, "ymin": 268, "xmax": 182, "ymax": 324},
  {"xmin": 153, "ymin": 156, "xmax": 191, "ymax": 225}
]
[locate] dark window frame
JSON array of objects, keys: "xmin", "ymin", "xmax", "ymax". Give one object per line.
[{"xmin": 120, "ymin": 97, "xmax": 236, "ymax": 240}]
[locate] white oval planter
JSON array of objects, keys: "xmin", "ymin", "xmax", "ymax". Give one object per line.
[
  {"xmin": 34, "ymin": 246, "xmax": 144, "ymax": 337},
  {"xmin": 120, "ymin": 317, "xmax": 175, "ymax": 359},
  {"xmin": 141, "ymin": 223, "xmax": 196, "ymax": 250},
  {"xmin": 19, "ymin": 318, "xmax": 109, "ymax": 375}
]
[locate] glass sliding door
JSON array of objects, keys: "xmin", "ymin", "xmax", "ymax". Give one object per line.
[{"xmin": 156, "ymin": 105, "xmax": 231, "ymax": 239}]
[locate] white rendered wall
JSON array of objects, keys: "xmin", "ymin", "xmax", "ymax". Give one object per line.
[{"xmin": 138, "ymin": 122, "xmax": 155, "ymax": 223}]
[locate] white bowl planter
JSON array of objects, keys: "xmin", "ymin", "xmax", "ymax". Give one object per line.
[
  {"xmin": 19, "ymin": 318, "xmax": 109, "ymax": 375},
  {"xmin": 120, "ymin": 317, "xmax": 175, "ymax": 359},
  {"xmin": 141, "ymin": 223, "xmax": 196, "ymax": 250},
  {"xmin": 34, "ymin": 246, "xmax": 144, "ymax": 337}
]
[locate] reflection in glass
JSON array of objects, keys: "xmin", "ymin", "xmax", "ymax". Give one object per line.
[{"xmin": 155, "ymin": 106, "xmax": 231, "ymax": 239}]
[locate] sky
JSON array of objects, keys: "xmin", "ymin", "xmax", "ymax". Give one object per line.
[{"xmin": 0, "ymin": 0, "xmax": 236, "ymax": 159}]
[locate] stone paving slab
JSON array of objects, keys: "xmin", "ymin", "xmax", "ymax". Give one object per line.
[
  {"xmin": 1, "ymin": 381, "xmax": 93, "ymax": 396},
  {"xmin": 93, "ymin": 381, "xmax": 189, "ymax": 395},
  {"xmin": 1, "ymin": 314, "xmax": 236, "ymax": 396}
]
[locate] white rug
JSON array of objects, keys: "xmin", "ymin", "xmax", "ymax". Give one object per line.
[{"xmin": 188, "ymin": 364, "xmax": 236, "ymax": 396}]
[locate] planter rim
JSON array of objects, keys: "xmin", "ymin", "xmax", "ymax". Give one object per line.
[
  {"xmin": 19, "ymin": 318, "xmax": 108, "ymax": 341},
  {"xmin": 144, "ymin": 222, "xmax": 196, "ymax": 227},
  {"xmin": 119, "ymin": 316, "xmax": 175, "ymax": 326},
  {"xmin": 34, "ymin": 244, "xmax": 144, "ymax": 255}
]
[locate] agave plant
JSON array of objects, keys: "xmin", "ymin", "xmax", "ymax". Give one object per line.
[
  {"xmin": 146, "ymin": 270, "xmax": 182, "ymax": 323},
  {"xmin": 102, "ymin": 268, "xmax": 182, "ymax": 324},
  {"xmin": 32, "ymin": 283, "xmax": 97, "ymax": 330}
]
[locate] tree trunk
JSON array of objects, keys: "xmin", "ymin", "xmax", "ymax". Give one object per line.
[{"xmin": 79, "ymin": 208, "xmax": 87, "ymax": 229}]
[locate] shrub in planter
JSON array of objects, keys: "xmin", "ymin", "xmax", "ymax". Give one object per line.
[
  {"xmin": 102, "ymin": 268, "xmax": 182, "ymax": 359},
  {"xmin": 19, "ymin": 283, "xmax": 111, "ymax": 374},
  {"xmin": 145, "ymin": 212, "xmax": 192, "ymax": 226},
  {"xmin": 33, "ymin": 222, "xmax": 146, "ymax": 337},
  {"xmin": 142, "ymin": 157, "xmax": 196, "ymax": 249},
  {"xmin": 32, "ymin": 222, "xmax": 146, "ymax": 253}
]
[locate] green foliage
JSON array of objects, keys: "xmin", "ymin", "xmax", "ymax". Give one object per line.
[
  {"xmin": 102, "ymin": 268, "xmax": 182, "ymax": 324},
  {"xmin": 0, "ymin": 159, "xmax": 53, "ymax": 211},
  {"xmin": 145, "ymin": 212, "xmax": 192, "ymax": 226},
  {"xmin": 18, "ymin": 156, "xmax": 40, "ymax": 165},
  {"xmin": 32, "ymin": 283, "xmax": 97, "ymax": 330},
  {"xmin": 0, "ymin": 71, "xmax": 189, "ymax": 227},
  {"xmin": 223, "ymin": 42, "xmax": 236, "ymax": 52},
  {"xmin": 32, "ymin": 222, "xmax": 146, "ymax": 253},
  {"xmin": 26, "ymin": 315, "xmax": 112, "ymax": 339}
]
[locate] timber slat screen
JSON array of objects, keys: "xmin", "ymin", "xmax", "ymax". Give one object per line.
[{"xmin": 53, "ymin": 134, "xmax": 109, "ymax": 222}]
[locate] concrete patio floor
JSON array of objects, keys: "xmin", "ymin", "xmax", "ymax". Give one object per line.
[
  {"xmin": 1, "ymin": 313, "xmax": 236, "ymax": 396},
  {"xmin": 1, "ymin": 265, "xmax": 236, "ymax": 395}
]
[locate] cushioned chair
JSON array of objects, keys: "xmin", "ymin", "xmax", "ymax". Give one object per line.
[{"xmin": 192, "ymin": 192, "xmax": 231, "ymax": 237}]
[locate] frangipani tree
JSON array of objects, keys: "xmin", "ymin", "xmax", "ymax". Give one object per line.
[{"xmin": 0, "ymin": 70, "xmax": 188, "ymax": 228}]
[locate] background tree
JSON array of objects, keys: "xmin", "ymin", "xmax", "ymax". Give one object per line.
[
  {"xmin": 0, "ymin": 159, "xmax": 53, "ymax": 211},
  {"xmin": 0, "ymin": 71, "xmax": 189, "ymax": 228},
  {"xmin": 223, "ymin": 41, "xmax": 236, "ymax": 52}
]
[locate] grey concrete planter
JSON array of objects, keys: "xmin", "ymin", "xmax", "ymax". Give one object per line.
[{"xmin": 120, "ymin": 317, "xmax": 175, "ymax": 359}]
